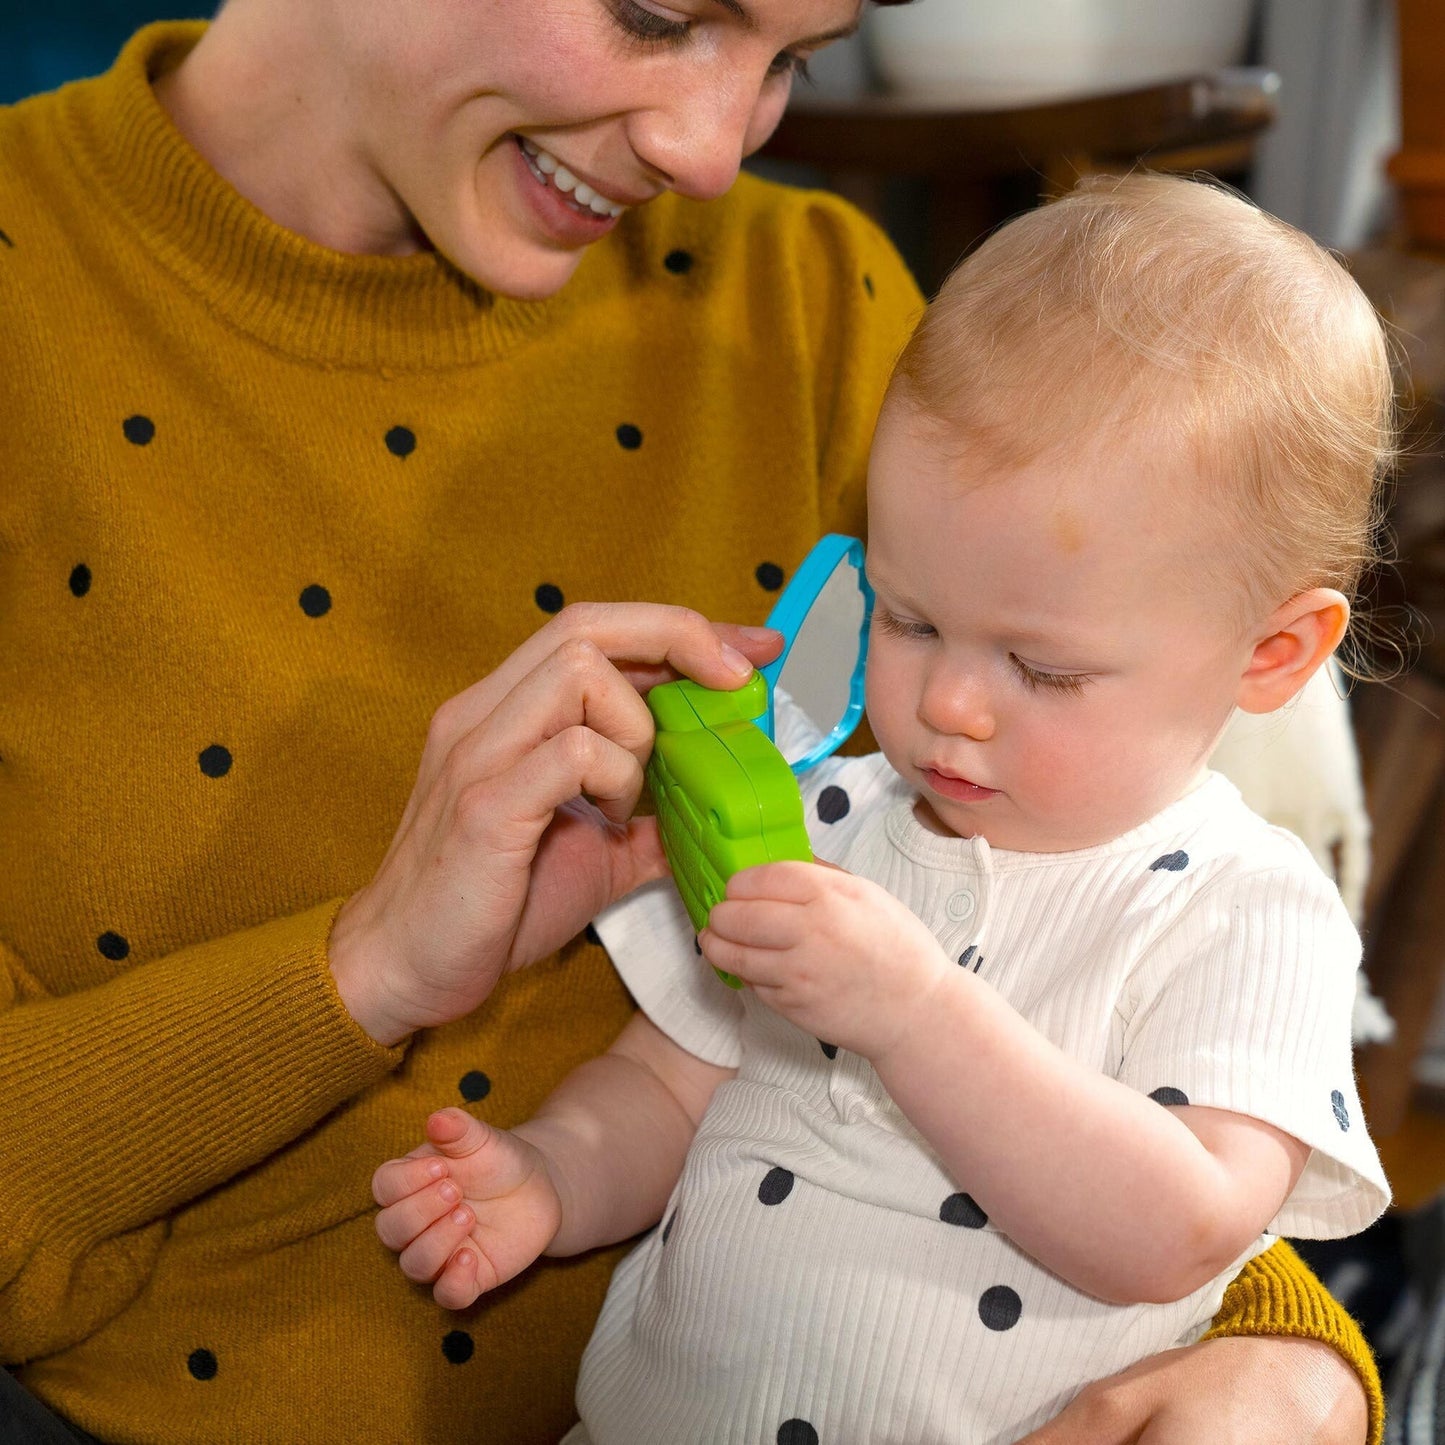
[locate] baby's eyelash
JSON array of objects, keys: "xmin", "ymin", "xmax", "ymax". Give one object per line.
[
  {"xmin": 874, "ymin": 608, "xmax": 936, "ymax": 640},
  {"xmin": 1010, "ymin": 656, "xmax": 1091, "ymax": 696}
]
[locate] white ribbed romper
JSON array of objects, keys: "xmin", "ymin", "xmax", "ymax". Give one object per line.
[{"xmin": 573, "ymin": 700, "xmax": 1389, "ymax": 1445}]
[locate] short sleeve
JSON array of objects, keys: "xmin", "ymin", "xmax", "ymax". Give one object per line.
[
  {"xmin": 1118, "ymin": 860, "xmax": 1390, "ymax": 1238},
  {"xmin": 593, "ymin": 877, "xmax": 745, "ymax": 1068}
]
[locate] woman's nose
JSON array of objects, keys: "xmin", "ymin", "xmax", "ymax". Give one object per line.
[
  {"xmin": 919, "ymin": 669, "xmax": 995, "ymax": 742},
  {"xmin": 628, "ymin": 72, "xmax": 788, "ymax": 202}
]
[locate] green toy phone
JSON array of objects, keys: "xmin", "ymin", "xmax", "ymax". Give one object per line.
[{"xmin": 644, "ymin": 535, "xmax": 872, "ymax": 987}]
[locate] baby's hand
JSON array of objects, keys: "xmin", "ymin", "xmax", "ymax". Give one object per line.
[
  {"xmin": 701, "ymin": 861, "xmax": 950, "ymax": 1059},
  {"xmin": 371, "ymin": 1107, "xmax": 562, "ymax": 1310}
]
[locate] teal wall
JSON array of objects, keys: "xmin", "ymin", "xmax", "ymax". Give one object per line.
[{"xmin": 0, "ymin": 6, "xmax": 217, "ymax": 104}]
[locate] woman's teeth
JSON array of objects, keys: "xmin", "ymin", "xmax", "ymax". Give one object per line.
[{"xmin": 518, "ymin": 139, "xmax": 624, "ymax": 219}]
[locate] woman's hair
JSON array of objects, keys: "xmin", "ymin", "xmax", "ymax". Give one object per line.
[{"xmin": 892, "ymin": 173, "xmax": 1398, "ymax": 658}]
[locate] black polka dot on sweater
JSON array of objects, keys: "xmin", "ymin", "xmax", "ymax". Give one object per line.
[
  {"xmin": 777, "ymin": 1421, "xmax": 819, "ymax": 1445},
  {"xmin": 459, "ymin": 1070, "xmax": 491, "ymax": 1103},
  {"xmin": 755, "ymin": 562, "xmax": 784, "ymax": 592},
  {"xmin": 615, "ymin": 423, "xmax": 643, "ymax": 450},
  {"xmin": 863, "ymin": 273, "xmax": 875, "ymax": 298},
  {"xmin": 1149, "ymin": 851, "xmax": 1189, "ymax": 872},
  {"xmin": 299, "ymin": 584, "xmax": 331, "ymax": 617},
  {"xmin": 535, "ymin": 583, "xmax": 565, "ymax": 614},
  {"xmin": 1149, "ymin": 1086, "xmax": 1190, "ymax": 1107},
  {"xmin": 758, "ymin": 1167, "xmax": 795, "ymax": 1205},
  {"xmin": 1332, "ymin": 1089, "xmax": 1351, "ymax": 1131},
  {"xmin": 662, "ymin": 1210, "xmax": 677, "ymax": 1244},
  {"xmin": 187, "ymin": 1348, "xmax": 218, "ymax": 1381},
  {"xmin": 664, "ymin": 249, "xmax": 694, "ymax": 274},
  {"xmin": 385, "ymin": 425, "xmax": 416, "ymax": 458},
  {"xmin": 978, "ymin": 1285, "xmax": 1022, "ymax": 1331},
  {"xmin": 940, "ymin": 1192, "xmax": 987, "ymax": 1228},
  {"xmin": 122, "ymin": 415, "xmax": 155, "ymax": 446},
  {"xmin": 198, "ymin": 745, "xmax": 233, "ymax": 778},
  {"xmin": 816, "ymin": 786, "xmax": 850, "ymax": 824},
  {"xmin": 819, "ymin": 1041, "xmax": 838, "ymax": 1060},
  {"xmin": 68, "ymin": 564, "xmax": 91, "ymax": 598},
  {"xmin": 441, "ymin": 1330, "xmax": 474, "ymax": 1364},
  {"xmin": 97, "ymin": 931, "xmax": 130, "ymax": 962},
  {"xmin": 0, "ymin": 228, "xmax": 13, "ymax": 249}
]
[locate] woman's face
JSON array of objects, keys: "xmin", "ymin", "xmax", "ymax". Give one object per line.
[{"xmin": 329, "ymin": 0, "xmax": 862, "ymax": 298}]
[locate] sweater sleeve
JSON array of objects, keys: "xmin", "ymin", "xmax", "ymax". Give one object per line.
[
  {"xmin": 1204, "ymin": 1238, "xmax": 1384, "ymax": 1445},
  {"xmin": 0, "ymin": 902, "xmax": 404, "ymax": 1363}
]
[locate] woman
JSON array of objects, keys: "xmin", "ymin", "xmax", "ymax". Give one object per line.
[{"xmin": 0, "ymin": 1, "xmax": 1379, "ymax": 1440}]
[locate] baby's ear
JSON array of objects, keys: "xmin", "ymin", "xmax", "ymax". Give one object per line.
[{"xmin": 1235, "ymin": 589, "xmax": 1350, "ymax": 715}]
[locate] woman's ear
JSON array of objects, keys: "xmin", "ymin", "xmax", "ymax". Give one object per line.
[{"xmin": 1236, "ymin": 588, "xmax": 1350, "ymax": 715}]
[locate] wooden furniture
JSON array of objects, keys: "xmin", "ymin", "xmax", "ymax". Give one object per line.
[{"xmin": 761, "ymin": 69, "xmax": 1280, "ymax": 294}]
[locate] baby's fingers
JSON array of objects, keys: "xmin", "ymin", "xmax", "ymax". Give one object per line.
[
  {"xmin": 434, "ymin": 1248, "xmax": 486, "ymax": 1311},
  {"xmin": 705, "ymin": 897, "xmax": 808, "ymax": 951},
  {"xmin": 374, "ymin": 1172, "xmax": 466, "ymax": 1254},
  {"xmin": 397, "ymin": 1202, "xmax": 476, "ymax": 1285}
]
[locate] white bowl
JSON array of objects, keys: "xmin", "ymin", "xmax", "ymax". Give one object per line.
[{"xmin": 866, "ymin": 0, "xmax": 1256, "ymax": 105}]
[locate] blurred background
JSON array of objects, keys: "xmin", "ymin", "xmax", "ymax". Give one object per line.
[{"xmin": 8, "ymin": 1, "xmax": 1445, "ymax": 1437}]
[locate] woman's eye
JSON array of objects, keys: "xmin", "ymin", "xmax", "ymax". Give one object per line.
[
  {"xmin": 1010, "ymin": 656, "xmax": 1090, "ymax": 696},
  {"xmin": 611, "ymin": 0, "xmax": 691, "ymax": 44},
  {"xmin": 875, "ymin": 609, "xmax": 935, "ymax": 641}
]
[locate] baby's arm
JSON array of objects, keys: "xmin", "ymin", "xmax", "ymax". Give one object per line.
[
  {"xmin": 704, "ymin": 861, "xmax": 1308, "ymax": 1308},
  {"xmin": 372, "ymin": 1012, "xmax": 733, "ymax": 1308}
]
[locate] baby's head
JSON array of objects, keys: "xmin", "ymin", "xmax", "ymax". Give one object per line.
[{"xmin": 863, "ymin": 172, "xmax": 1395, "ymax": 852}]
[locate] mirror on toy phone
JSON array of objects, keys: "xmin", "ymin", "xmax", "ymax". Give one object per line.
[{"xmin": 762, "ymin": 536, "xmax": 872, "ymax": 775}]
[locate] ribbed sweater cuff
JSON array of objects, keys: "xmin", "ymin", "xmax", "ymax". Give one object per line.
[
  {"xmin": 2, "ymin": 899, "xmax": 404, "ymax": 1245},
  {"xmin": 1204, "ymin": 1240, "xmax": 1384, "ymax": 1445}
]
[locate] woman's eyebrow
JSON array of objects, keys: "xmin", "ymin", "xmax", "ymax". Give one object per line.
[{"xmin": 707, "ymin": 0, "xmax": 860, "ymax": 46}]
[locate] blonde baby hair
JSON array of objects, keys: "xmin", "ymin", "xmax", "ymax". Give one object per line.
[{"xmin": 892, "ymin": 172, "xmax": 1397, "ymax": 663}]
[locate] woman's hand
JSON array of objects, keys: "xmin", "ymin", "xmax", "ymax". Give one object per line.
[
  {"xmin": 330, "ymin": 603, "xmax": 781, "ymax": 1045},
  {"xmin": 1016, "ymin": 1336, "xmax": 1369, "ymax": 1444}
]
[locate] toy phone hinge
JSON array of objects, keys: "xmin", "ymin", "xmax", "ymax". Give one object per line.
[{"xmin": 758, "ymin": 534, "xmax": 873, "ymax": 775}]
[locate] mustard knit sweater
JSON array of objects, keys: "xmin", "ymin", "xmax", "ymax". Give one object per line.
[{"xmin": 0, "ymin": 23, "xmax": 1382, "ymax": 1445}]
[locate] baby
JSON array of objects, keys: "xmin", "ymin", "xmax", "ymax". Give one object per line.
[{"xmin": 373, "ymin": 174, "xmax": 1391, "ymax": 1444}]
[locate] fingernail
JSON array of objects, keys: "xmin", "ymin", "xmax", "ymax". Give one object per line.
[
  {"xmin": 440, "ymin": 1181, "xmax": 460, "ymax": 1204},
  {"xmin": 426, "ymin": 1160, "xmax": 446, "ymax": 1179},
  {"xmin": 451, "ymin": 1207, "xmax": 471, "ymax": 1226},
  {"xmin": 721, "ymin": 644, "xmax": 753, "ymax": 676},
  {"xmin": 737, "ymin": 625, "xmax": 781, "ymax": 642}
]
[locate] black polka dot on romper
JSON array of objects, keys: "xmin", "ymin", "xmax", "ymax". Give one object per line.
[
  {"xmin": 97, "ymin": 931, "xmax": 130, "ymax": 962},
  {"xmin": 1149, "ymin": 1086, "xmax": 1190, "ymax": 1107},
  {"xmin": 755, "ymin": 562, "xmax": 784, "ymax": 592},
  {"xmin": 758, "ymin": 1167, "xmax": 795, "ymax": 1206},
  {"xmin": 299, "ymin": 584, "xmax": 331, "ymax": 617},
  {"xmin": 664, "ymin": 249, "xmax": 694, "ymax": 274},
  {"xmin": 198, "ymin": 745, "xmax": 233, "ymax": 778},
  {"xmin": 534, "ymin": 583, "xmax": 565, "ymax": 614},
  {"xmin": 816, "ymin": 786, "xmax": 850, "ymax": 824},
  {"xmin": 441, "ymin": 1330, "xmax": 474, "ymax": 1364},
  {"xmin": 186, "ymin": 1348, "xmax": 218, "ymax": 1381},
  {"xmin": 819, "ymin": 1041, "xmax": 839, "ymax": 1060},
  {"xmin": 978, "ymin": 1284, "xmax": 1022, "ymax": 1331},
  {"xmin": 958, "ymin": 945, "xmax": 984, "ymax": 971},
  {"xmin": 458, "ymin": 1070, "xmax": 491, "ymax": 1103},
  {"xmin": 1149, "ymin": 850, "xmax": 1190, "ymax": 872},
  {"xmin": 940, "ymin": 1192, "xmax": 988, "ymax": 1228},
  {"xmin": 385, "ymin": 426, "xmax": 416, "ymax": 457},
  {"xmin": 68, "ymin": 564, "xmax": 92, "ymax": 597},
  {"xmin": 615, "ymin": 423, "xmax": 643, "ymax": 450},
  {"xmin": 661, "ymin": 1210, "xmax": 677, "ymax": 1244},
  {"xmin": 122, "ymin": 415, "xmax": 155, "ymax": 446},
  {"xmin": 777, "ymin": 1422, "xmax": 819, "ymax": 1445},
  {"xmin": 863, "ymin": 273, "xmax": 875, "ymax": 297},
  {"xmin": 584, "ymin": 923, "xmax": 602, "ymax": 946},
  {"xmin": 1332, "ymin": 1089, "xmax": 1351, "ymax": 1131}
]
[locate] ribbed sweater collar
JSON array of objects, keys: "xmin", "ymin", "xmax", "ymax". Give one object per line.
[{"xmin": 56, "ymin": 21, "xmax": 580, "ymax": 369}]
